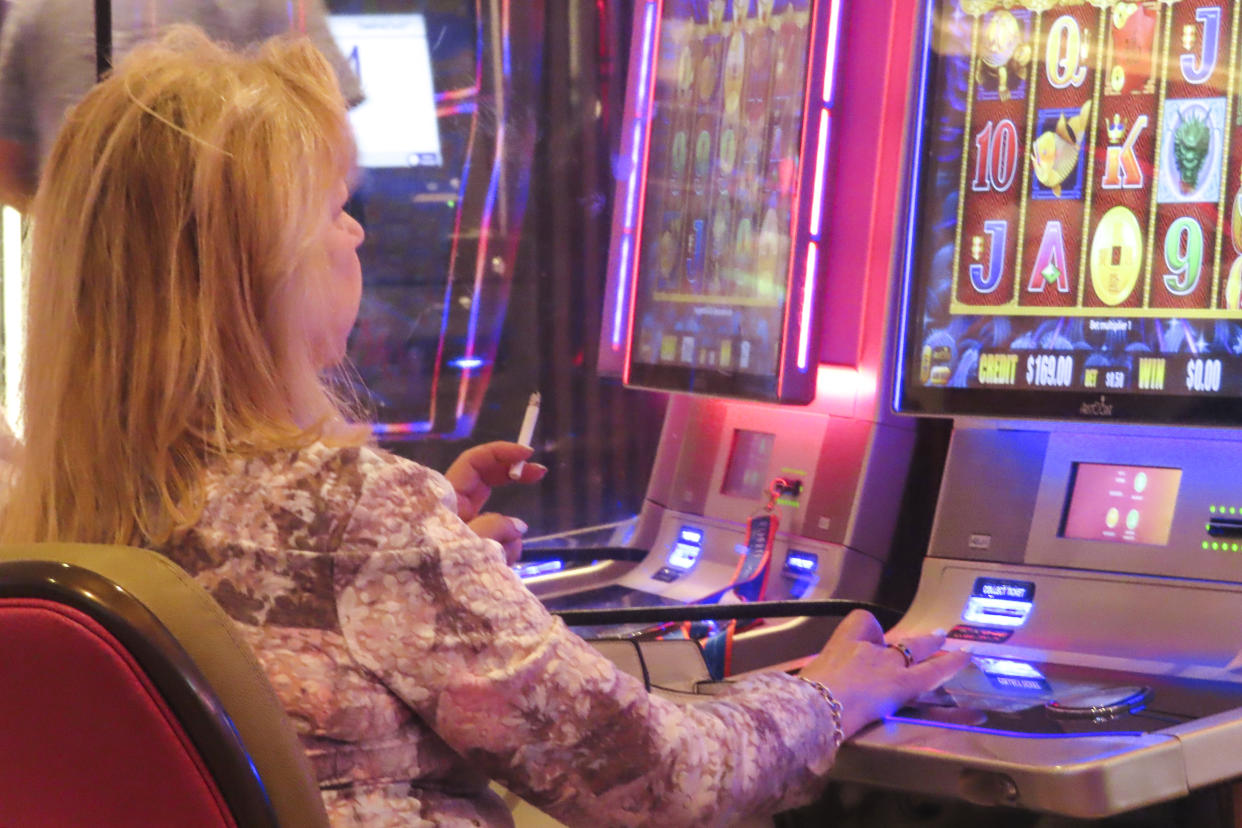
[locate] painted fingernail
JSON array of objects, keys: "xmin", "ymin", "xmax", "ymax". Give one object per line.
[{"xmin": 511, "ymin": 518, "xmax": 529, "ymax": 534}]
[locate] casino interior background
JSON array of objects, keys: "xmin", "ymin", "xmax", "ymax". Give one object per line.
[
  {"xmin": 326, "ymin": 0, "xmax": 672, "ymax": 541},
  {"xmin": 0, "ymin": 1, "xmax": 948, "ymax": 593}
]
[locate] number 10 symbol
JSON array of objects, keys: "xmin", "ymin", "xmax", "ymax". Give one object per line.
[{"xmin": 972, "ymin": 120, "xmax": 1019, "ymax": 193}]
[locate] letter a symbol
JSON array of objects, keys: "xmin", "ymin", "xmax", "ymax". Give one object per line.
[{"xmin": 1028, "ymin": 221, "xmax": 1071, "ymax": 293}]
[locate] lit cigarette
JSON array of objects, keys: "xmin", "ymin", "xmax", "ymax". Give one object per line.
[{"xmin": 510, "ymin": 392, "xmax": 541, "ymax": 480}]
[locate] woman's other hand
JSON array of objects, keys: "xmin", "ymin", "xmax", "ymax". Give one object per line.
[
  {"xmin": 445, "ymin": 441, "xmax": 548, "ymax": 522},
  {"xmin": 469, "ymin": 512, "xmax": 528, "ymax": 565},
  {"xmin": 798, "ymin": 609, "xmax": 970, "ymax": 739}
]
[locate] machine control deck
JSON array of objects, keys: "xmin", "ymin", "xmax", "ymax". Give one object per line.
[{"xmin": 900, "ymin": 658, "xmax": 1242, "ymax": 736}]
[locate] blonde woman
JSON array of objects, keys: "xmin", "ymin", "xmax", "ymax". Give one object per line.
[{"xmin": 4, "ymin": 28, "xmax": 966, "ymax": 827}]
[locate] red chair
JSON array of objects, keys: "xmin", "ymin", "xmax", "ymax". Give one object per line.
[{"xmin": 0, "ymin": 543, "xmax": 329, "ymax": 827}]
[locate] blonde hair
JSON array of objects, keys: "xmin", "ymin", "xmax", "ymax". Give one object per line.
[{"xmin": 2, "ymin": 26, "xmax": 366, "ymax": 545}]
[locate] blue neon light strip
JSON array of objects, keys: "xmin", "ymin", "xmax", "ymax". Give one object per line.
[
  {"xmin": 613, "ymin": 236, "xmax": 633, "ymax": 347},
  {"xmin": 611, "ymin": 1, "xmax": 658, "ymax": 349},
  {"xmin": 893, "ymin": 0, "xmax": 935, "ymax": 412},
  {"xmin": 624, "ymin": 4, "xmax": 655, "ymax": 231}
]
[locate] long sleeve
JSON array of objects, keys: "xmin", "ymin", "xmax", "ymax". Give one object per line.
[{"xmin": 333, "ymin": 452, "xmax": 840, "ymax": 828}]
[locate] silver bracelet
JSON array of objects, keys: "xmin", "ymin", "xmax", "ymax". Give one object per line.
[{"xmin": 797, "ymin": 676, "xmax": 845, "ymax": 748}]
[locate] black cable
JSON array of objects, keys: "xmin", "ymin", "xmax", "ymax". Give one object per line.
[{"xmin": 553, "ymin": 599, "xmax": 903, "ymax": 629}]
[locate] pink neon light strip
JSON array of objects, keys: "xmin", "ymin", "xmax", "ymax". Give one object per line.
[
  {"xmin": 809, "ymin": 110, "xmax": 830, "ymax": 237},
  {"xmin": 821, "ymin": 0, "xmax": 842, "ymax": 105},
  {"xmin": 799, "ymin": 242, "xmax": 818, "ymax": 370},
  {"xmin": 436, "ymin": 86, "xmax": 480, "ymax": 102}
]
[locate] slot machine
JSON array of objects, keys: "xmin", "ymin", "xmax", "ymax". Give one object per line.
[
  {"xmin": 329, "ymin": 3, "xmax": 542, "ymax": 439},
  {"xmin": 833, "ymin": 0, "xmax": 1242, "ymax": 819},
  {"xmin": 519, "ymin": 0, "xmax": 931, "ymax": 676}
]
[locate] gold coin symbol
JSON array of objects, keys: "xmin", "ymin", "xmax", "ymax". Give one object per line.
[
  {"xmin": 1225, "ymin": 257, "xmax": 1242, "ymax": 309},
  {"xmin": 1090, "ymin": 206, "xmax": 1143, "ymax": 306}
]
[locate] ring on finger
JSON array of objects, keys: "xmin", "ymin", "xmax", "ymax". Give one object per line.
[{"xmin": 887, "ymin": 641, "xmax": 915, "ymax": 668}]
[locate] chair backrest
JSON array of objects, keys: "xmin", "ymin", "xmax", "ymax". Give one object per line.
[{"xmin": 0, "ymin": 543, "xmax": 330, "ymax": 828}]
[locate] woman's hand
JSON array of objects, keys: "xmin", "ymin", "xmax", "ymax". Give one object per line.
[
  {"xmin": 469, "ymin": 512, "xmax": 528, "ymax": 565},
  {"xmin": 446, "ymin": 441, "xmax": 546, "ymax": 563},
  {"xmin": 798, "ymin": 609, "xmax": 970, "ymax": 739},
  {"xmin": 444, "ymin": 441, "xmax": 548, "ymax": 522}
]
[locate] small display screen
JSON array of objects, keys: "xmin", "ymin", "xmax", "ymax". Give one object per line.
[
  {"xmin": 721, "ymin": 429, "xmax": 775, "ymax": 498},
  {"xmin": 668, "ymin": 525, "xmax": 705, "ymax": 570},
  {"xmin": 783, "ymin": 549, "xmax": 818, "ymax": 575},
  {"xmin": 329, "ymin": 15, "xmax": 443, "ymax": 168},
  {"xmin": 627, "ymin": 0, "xmax": 813, "ymax": 398},
  {"xmin": 1061, "ymin": 463, "xmax": 1181, "ymax": 545},
  {"xmin": 973, "ymin": 578, "xmax": 1035, "ymax": 603},
  {"xmin": 962, "ymin": 577, "xmax": 1035, "ymax": 628}
]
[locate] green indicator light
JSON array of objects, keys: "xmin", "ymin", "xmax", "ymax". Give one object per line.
[
  {"xmin": 1204, "ymin": 541, "xmax": 1211, "ymax": 549},
  {"xmin": 1211, "ymin": 505, "xmax": 1218, "ymax": 514},
  {"xmin": 1213, "ymin": 542, "xmax": 1221, "ymax": 550},
  {"xmin": 1234, "ymin": 544, "xmax": 1239, "ymax": 552},
  {"xmin": 1232, "ymin": 507, "xmax": 1238, "ymax": 515}
]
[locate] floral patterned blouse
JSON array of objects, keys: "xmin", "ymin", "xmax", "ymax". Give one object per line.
[{"xmin": 158, "ymin": 443, "xmax": 840, "ymax": 827}]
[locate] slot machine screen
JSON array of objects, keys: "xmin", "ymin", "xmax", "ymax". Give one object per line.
[
  {"xmin": 328, "ymin": 15, "xmax": 442, "ymax": 168},
  {"xmin": 897, "ymin": 0, "xmax": 1242, "ymax": 424},
  {"xmin": 625, "ymin": 0, "xmax": 817, "ymax": 401}
]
